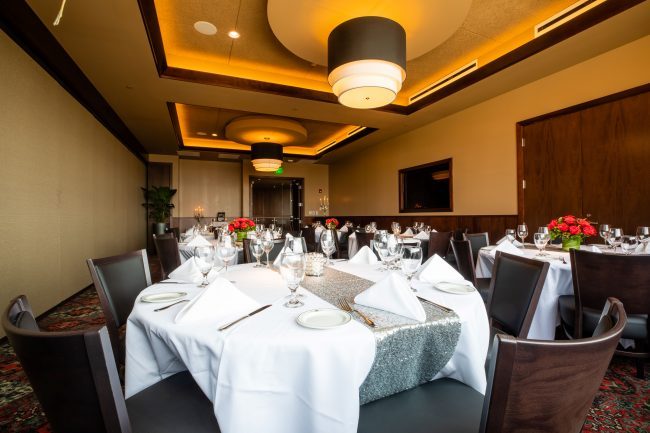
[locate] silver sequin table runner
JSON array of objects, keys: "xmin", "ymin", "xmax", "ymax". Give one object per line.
[{"xmin": 301, "ymin": 267, "xmax": 462, "ymax": 405}]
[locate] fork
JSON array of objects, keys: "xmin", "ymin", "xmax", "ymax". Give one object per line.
[{"xmin": 338, "ymin": 298, "xmax": 375, "ymax": 327}]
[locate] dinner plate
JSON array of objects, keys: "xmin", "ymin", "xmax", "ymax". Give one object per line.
[
  {"xmin": 296, "ymin": 309, "xmax": 351, "ymax": 329},
  {"xmin": 140, "ymin": 292, "xmax": 187, "ymax": 303},
  {"xmin": 434, "ymin": 282, "xmax": 475, "ymax": 295}
]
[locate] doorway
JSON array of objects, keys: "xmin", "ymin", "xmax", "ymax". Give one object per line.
[{"xmin": 250, "ymin": 177, "xmax": 304, "ymax": 232}]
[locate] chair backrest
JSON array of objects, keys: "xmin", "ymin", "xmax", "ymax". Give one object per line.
[
  {"xmin": 86, "ymin": 249, "xmax": 151, "ymax": 363},
  {"xmin": 464, "ymin": 232, "xmax": 490, "ymax": 266},
  {"xmin": 290, "ymin": 230, "xmax": 303, "ymax": 238},
  {"xmin": 153, "ymin": 234, "xmax": 181, "ymax": 280},
  {"xmin": 486, "ymin": 252, "xmax": 549, "ymax": 337},
  {"xmin": 165, "ymin": 227, "xmax": 180, "ymax": 240},
  {"xmin": 427, "ymin": 231, "xmax": 453, "ymax": 259},
  {"xmin": 450, "ymin": 239, "xmax": 477, "ymax": 286},
  {"xmin": 481, "ymin": 299, "xmax": 626, "ymax": 433},
  {"xmin": 242, "ymin": 238, "xmax": 253, "ymax": 263},
  {"xmin": 267, "ymin": 239, "xmax": 286, "ymax": 262},
  {"xmin": 302, "ymin": 227, "xmax": 317, "ymax": 252},
  {"xmin": 2, "ymin": 295, "xmax": 130, "ymax": 433},
  {"xmin": 355, "ymin": 232, "xmax": 375, "ymax": 250},
  {"xmin": 316, "ymin": 229, "xmax": 342, "ymax": 258},
  {"xmin": 570, "ymin": 249, "xmax": 650, "ymax": 336}
]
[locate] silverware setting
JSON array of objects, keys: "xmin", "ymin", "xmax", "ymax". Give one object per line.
[
  {"xmin": 416, "ymin": 296, "xmax": 453, "ymax": 314},
  {"xmin": 153, "ymin": 299, "xmax": 189, "ymax": 312},
  {"xmin": 338, "ymin": 298, "xmax": 376, "ymax": 327},
  {"xmin": 218, "ymin": 304, "xmax": 272, "ymax": 331},
  {"xmin": 157, "ymin": 280, "xmax": 183, "ymax": 284}
]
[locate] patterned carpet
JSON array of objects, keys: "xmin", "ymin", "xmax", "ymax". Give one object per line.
[{"xmin": 1, "ymin": 285, "xmax": 648, "ymax": 432}]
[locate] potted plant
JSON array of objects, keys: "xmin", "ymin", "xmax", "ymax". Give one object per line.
[
  {"xmin": 142, "ymin": 186, "xmax": 177, "ymax": 235},
  {"xmin": 547, "ymin": 215, "xmax": 597, "ymax": 251}
]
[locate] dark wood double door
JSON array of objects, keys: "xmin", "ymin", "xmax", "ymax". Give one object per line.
[{"xmin": 250, "ymin": 177, "xmax": 303, "ymax": 232}]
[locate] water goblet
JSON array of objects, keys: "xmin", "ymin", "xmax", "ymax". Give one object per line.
[
  {"xmin": 280, "ymin": 252, "xmax": 306, "ymax": 308},
  {"xmin": 533, "ymin": 232, "xmax": 550, "ymax": 257},
  {"xmin": 401, "ymin": 242, "xmax": 422, "ymax": 291},
  {"xmin": 387, "ymin": 234, "xmax": 404, "ymax": 269},
  {"xmin": 193, "ymin": 245, "xmax": 215, "ymax": 287},
  {"xmin": 217, "ymin": 232, "xmax": 237, "ymax": 274},
  {"xmin": 320, "ymin": 230, "xmax": 336, "ymax": 265},
  {"xmin": 620, "ymin": 235, "xmax": 638, "ymax": 255},
  {"xmin": 599, "ymin": 224, "xmax": 611, "ymax": 248},
  {"xmin": 517, "ymin": 223, "xmax": 528, "ymax": 246},
  {"xmin": 373, "ymin": 230, "xmax": 390, "ymax": 271},
  {"xmin": 538, "ymin": 226, "xmax": 549, "ymax": 235},
  {"xmin": 636, "ymin": 226, "xmax": 649, "ymax": 245},
  {"xmin": 608, "ymin": 228, "xmax": 623, "ymax": 253},
  {"xmin": 262, "ymin": 229, "xmax": 275, "ymax": 268},
  {"xmin": 505, "ymin": 229, "xmax": 516, "ymax": 243},
  {"xmin": 251, "ymin": 237, "xmax": 264, "ymax": 268}
]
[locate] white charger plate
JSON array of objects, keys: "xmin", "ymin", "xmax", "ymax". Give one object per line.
[
  {"xmin": 140, "ymin": 292, "xmax": 187, "ymax": 303},
  {"xmin": 296, "ymin": 309, "xmax": 351, "ymax": 329},
  {"xmin": 434, "ymin": 282, "xmax": 475, "ymax": 295}
]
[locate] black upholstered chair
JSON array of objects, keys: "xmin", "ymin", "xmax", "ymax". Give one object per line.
[
  {"xmin": 559, "ymin": 249, "xmax": 649, "ymax": 378},
  {"xmin": 450, "ymin": 239, "xmax": 491, "ymax": 303},
  {"xmin": 302, "ymin": 227, "xmax": 318, "ymax": 252},
  {"xmin": 3, "ymin": 295, "xmax": 220, "ymax": 433},
  {"xmin": 427, "ymin": 231, "xmax": 453, "ymax": 259},
  {"xmin": 86, "ymin": 250, "xmax": 152, "ymax": 365},
  {"xmin": 164, "ymin": 226, "xmax": 180, "ymax": 240},
  {"xmin": 358, "ymin": 298, "xmax": 627, "ymax": 433},
  {"xmin": 152, "ymin": 233, "xmax": 181, "ymax": 280},
  {"xmin": 316, "ymin": 229, "xmax": 344, "ymax": 259},
  {"xmin": 464, "ymin": 232, "xmax": 490, "ymax": 267},
  {"xmin": 348, "ymin": 232, "xmax": 375, "ymax": 258}
]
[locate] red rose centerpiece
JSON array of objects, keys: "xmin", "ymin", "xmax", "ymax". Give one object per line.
[
  {"xmin": 325, "ymin": 218, "xmax": 339, "ymax": 230},
  {"xmin": 547, "ymin": 215, "xmax": 596, "ymax": 251},
  {"xmin": 229, "ymin": 217, "xmax": 256, "ymax": 241}
]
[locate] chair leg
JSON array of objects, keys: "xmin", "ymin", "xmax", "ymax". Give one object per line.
[{"xmin": 635, "ymin": 358, "xmax": 645, "ymax": 379}]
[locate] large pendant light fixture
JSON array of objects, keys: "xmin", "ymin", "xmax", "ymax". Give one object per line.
[
  {"xmin": 328, "ymin": 17, "xmax": 406, "ymax": 109},
  {"xmin": 251, "ymin": 143, "xmax": 283, "ymax": 172}
]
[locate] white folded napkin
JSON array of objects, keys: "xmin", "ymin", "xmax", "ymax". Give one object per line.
[
  {"xmin": 635, "ymin": 242, "xmax": 650, "ymax": 254},
  {"xmin": 496, "ymin": 236, "xmax": 522, "ymax": 247},
  {"xmin": 174, "ymin": 278, "xmax": 260, "ymax": 325},
  {"xmin": 414, "ymin": 231, "xmax": 429, "ymax": 240},
  {"xmin": 168, "ymin": 257, "xmax": 219, "ymax": 284},
  {"xmin": 489, "ymin": 240, "xmax": 525, "ymax": 257},
  {"xmin": 349, "ymin": 245, "xmax": 378, "ymax": 264},
  {"xmin": 403, "ymin": 228, "xmax": 414, "ymax": 236},
  {"xmin": 354, "ymin": 272, "xmax": 426, "ymax": 322},
  {"xmin": 581, "ymin": 245, "xmax": 603, "ymax": 253},
  {"xmin": 349, "ymin": 232, "xmax": 357, "ymax": 239},
  {"xmin": 186, "ymin": 235, "xmax": 211, "ymax": 249},
  {"xmin": 339, "ymin": 226, "xmax": 348, "ymax": 232},
  {"xmin": 417, "ymin": 254, "xmax": 473, "ymax": 287}
]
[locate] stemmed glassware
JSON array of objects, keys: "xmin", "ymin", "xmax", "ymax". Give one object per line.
[
  {"xmin": 620, "ymin": 236, "xmax": 638, "ymax": 255},
  {"xmin": 533, "ymin": 232, "xmax": 550, "ymax": 257},
  {"xmin": 401, "ymin": 241, "xmax": 422, "ymax": 291},
  {"xmin": 636, "ymin": 226, "xmax": 649, "ymax": 247},
  {"xmin": 193, "ymin": 245, "xmax": 216, "ymax": 287},
  {"xmin": 261, "ymin": 229, "xmax": 275, "ymax": 268},
  {"xmin": 251, "ymin": 236, "xmax": 265, "ymax": 268},
  {"xmin": 391, "ymin": 222, "xmax": 401, "ymax": 235},
  {"xmin": 280, "ymin": 251, "xmax": 306, "ymax": 308},
  {"xmin": 608, "ymin": 228, "xmax": 623, "ymax": 253},
  {"xmin": 505, "ymin": 229, "xmax": 516, "ymax": 243},
  {"xmin": 387, "ymin": 234, "xmax": 404, "ymax": 269},
  {"xmin": 373, "ymin": 230, "xmax": 390, "ymax": 271},
  {"xmin": 599, "ymin": 224, "xmax": 611, "ymax": 248},
  {"xmin": 517, "ymin": 223, "xmax": 528, "ymax": 246},
  {"xmin": 217, "ymin": 231, "xmax": 237, "ymax": 274},
  {"xmin": 320, "ymin": 229, "xmax": 336, "ymax": 265}
]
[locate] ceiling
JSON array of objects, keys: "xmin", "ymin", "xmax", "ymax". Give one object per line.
[{"xmin": 23, "ymin": 0, "xmax": 650, "ymax": 163}]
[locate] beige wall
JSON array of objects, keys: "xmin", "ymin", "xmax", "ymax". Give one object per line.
[
  {"xmin": 179, "ymin": 159, "xmax": 243, "ymax": 218},
  {"xmin": 0, "ymin": 32, "xmax": 146, "ymax": 332},
  {"xmin": 330, "ymin": 35, "xmax": 650, "ymax": 216}
]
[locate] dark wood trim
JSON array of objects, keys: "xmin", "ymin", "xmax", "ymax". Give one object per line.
[
  {"xmin": 136, "ymin": 0, "xmax": 167, "ymax": 76},
  {"xmin": 316, "ymin": 126, "xmax": 378, "ymax": 157},
  {"xmin": 0, "ymin": 1, "xmax": 147, "ymax": 163},
  {"xmin": 398, "ymin": 158, "xmax": 453, "ymax": 213},
  {"xmin": 518, "ymin": 82, "xmax": 650, "ymax": 126},
  {"xmin": 167, "ymin": 102, "xmax": 183, "ymax": 149},
  {"xmin": 516, "ymin": 124, "xmax": 525, "ymax": 224}
]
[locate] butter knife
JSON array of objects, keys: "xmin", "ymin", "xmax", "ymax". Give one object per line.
[
  {"xmin": 218, "ymin": 304, "xmax": 272, "ymax": 331},
  {"xmin": 416, "ymin": 296, "xmax": 453, "ymax": 314}
]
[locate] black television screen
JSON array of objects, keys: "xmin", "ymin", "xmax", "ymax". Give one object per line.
[{"xmin": 399, "ymin": 159, "xmax": 452, "ymax": 212}]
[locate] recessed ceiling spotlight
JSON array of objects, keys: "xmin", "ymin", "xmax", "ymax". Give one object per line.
[
  {"xmin": 211, "ymin": 133, "xmax": 219, "ymax": 137},
  {"xmin": 193, "ymin": 21, "xmax": 217, "ymax": 35},
  {"xmin": 287, "ymin": 159, "xmax": 295, "ymax": 162},
  {"xmin": 228, "ymin": 30, "xmax": 240, "ymax": 39},
  {"xmin": 196, "ymin": 131, "xmax": 208, "ymax": 136}
]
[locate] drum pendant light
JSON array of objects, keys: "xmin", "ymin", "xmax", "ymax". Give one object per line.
[
  {"xmin": 251, "ymin": 143, "xmax": 283, "ymax": 172},
  {"xmin": 328, "ymin": 17, "xmax": 406, "ymax": 109}
]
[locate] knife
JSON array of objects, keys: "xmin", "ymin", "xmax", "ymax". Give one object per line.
[
  {"xmin": 416, "ymin": 296, "xmax": 453, "ymax": 314},
  {"xmin": 218, "ymin": 304, "xmax": 272, "ymax": 331}
]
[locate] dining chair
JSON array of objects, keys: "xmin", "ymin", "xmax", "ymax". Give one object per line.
[
  {"xmin": 86, "ymin": 250, "xmax": 152, "ymax": 366},
  {"xmin": 450, "ymin": 239, "xmax": 491, "ymax": 303},
  {"xmin": 358, "ymin": 298, "xmax": 627, "ymax": 433},
  {"xmin": 427, "ymin": 231, "xmax": 453, "ymax": 259},
  {"xmin": 3, "ymin": 295, "xmax": 220, "ymax": 433},
  {"xmin": 152, "ymin": 233, "xmax": 181, "ymax": 280},
  {"xmin": 266, "ymin": 239, "xmax": 286, "ymax": 263},
  {"xmin": 302, "ymin": 227, "xmax": 318, "ymax": 252},
  {"xmin": 463, "ymin": 232, "xmax": 490, "ymax": 267},
  {"xmin": 316, "ymin": 229, "xmax": 343, "ymax": 259},
  {"xmin": 164, "ymin": 226, "xmax": 180, "ymax": 240},
  {"xmin": 242, "ymin": 238, "xmax": 253, "ymax": 263},
  {"xmin": 559, "ymin": 249, "xmax": 649, "ymax": 378},
  {"xmin": 486, "ymin": 251, "xmax": 549, "ymax": 338}
]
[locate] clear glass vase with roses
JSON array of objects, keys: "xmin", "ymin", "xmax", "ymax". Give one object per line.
[
  {"xmin": 547, "ymin": 215, "xmax": 597, "ymax": 251},
  {"xmin": 229, "ymin": 217, "xmax": 256, "ymax": 242}
]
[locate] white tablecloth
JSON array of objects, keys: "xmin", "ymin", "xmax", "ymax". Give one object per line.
[
  {"xmin": 126, "ymin": 263, "xmax": 488, "ymax": 433},
  {"xmin": 475, "ymin": 245, "xmax": 573, "ymax": 340}
]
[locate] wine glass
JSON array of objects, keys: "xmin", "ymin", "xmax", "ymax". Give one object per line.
[
  {"xmin": 533, "ymin": 232, "xmax": 550, "ymax": 257},
  {"xmin": 255, "ymin": 224, "xmax": 265, "ymax": 236},
  {"xmin": 262, "ymin": 229, "xmax": 275, "ymax": 268},
  {"xmin": 505, "ymin": 229, "xmax": 516, "ymax": 243},
  {"xmin": 251, "ymin": 237, "xmax": 264, "ymax": 268},
  {"xmin": 620, "ymin": 235, "xmax": 638, "ymax": 255},
  {"xmin": 391, "ymin": 222, "xmax": 401, "ymax": 235},
  {"xmin": 217, "ymin": 231, "xmax": 237, "ymax": 274},
  {"xmin": 370, "ymin": 222, "xmax": 377, "ymax": 232},
  {"xmin": 517, "ymin": 223, "xmax": 528, "ymax": 246},
  {"xmin": 387, "ymin": 234, "xmax": 404, "ymax": 269},
  {"xmin": 608, "ymin": 228, "xmax": 623, "ymax": 253},
  {"xmin": 275, "ymin": 226, "xmax": 283, "ymax": 238},
  {"xmin": 599, "ymin": 224, "xmax": 611, "ymax": 248},
  {"xmin": 636, "ymin": 226, "xmax": 649, "ymax": 245},
  {"xmin": 320, "ymin": 230, "xmax": 336, "ymax": 265},
  {"xmin": 538, "ymin": 226, "xmax": 549, "ymax": 235},
  {"xmin": 280, "ymin": 252, "xmax": 306, "ymax": 308},
  {"xmin": 373, "ymin": 230, "xmax": 390, "ymax": 271},
  {"xmin": 401, "ymin": 242, "xmax": 422, "ymax": 291},
  {"xmin": 193, "ymin": 245, "xmax": 215, "ymax": 287}
]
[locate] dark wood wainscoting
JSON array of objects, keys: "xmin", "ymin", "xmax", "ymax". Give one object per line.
[{"xmin": 303, "ymin": 215, "xmax": 518, "ymax": 245}]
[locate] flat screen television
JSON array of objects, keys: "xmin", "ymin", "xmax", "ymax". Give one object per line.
[{"xmin": 399, "ymin": 159, "xmax": 452, "ymax": 212}]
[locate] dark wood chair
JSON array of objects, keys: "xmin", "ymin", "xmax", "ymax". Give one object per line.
[
  {"xmin": 358, "ymin": 298, "xmax": 627, "ymax": 433},
  {"xmin": 86, "ymin": 250, "xmax": 151, "ymax": 365},
  {"xmin": 152, "ymin": 233, "xmax": 181, "ymax": 280},
  {"xmin": 464, "ymin": 232, "xmax": 490, "ymax": 267},
  {"xmin": 427, "ymin": 231, "xmax": 453, "ymax": 259},
  {"xmin": 302, "ymin": 227, "xmax": 318, "ymax": 252},
  {"xmin": 164, "ymin": 226, "xmax": 180, "ymax": 240},
  {"xmin": 316, "ymin": 229, "xmax": 345, "ymax": 259},
  {"xmin": 242, "ymin": 238, "xmax": 253, "ymax": 263},
  {"xmin": 348, "ymin": 231, "xmax": 375, "ymax": 259},
  {"xmin": 559, "ymin": 249, "xmax": 649, "ymax": 378},
  {"xmin": 450, "ymin": 239, "xmax": 491, "ymax": 303},
  {"xmin": 3, "ymin": 295, "xmax": 220, "ymax": 433}
]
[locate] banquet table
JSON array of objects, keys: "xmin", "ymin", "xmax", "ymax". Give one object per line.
[{"xmin": 125, "ymin": 262, "xmax": 488, "ymax": 433}]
